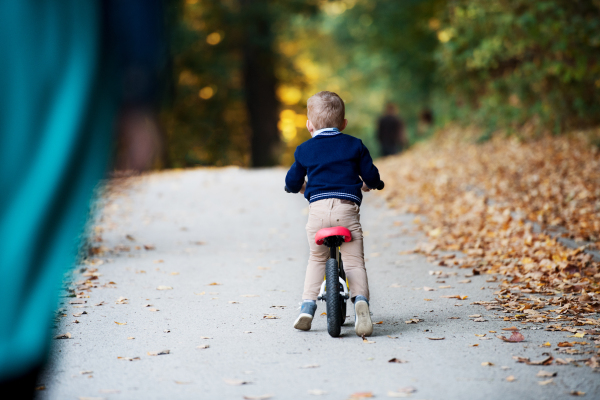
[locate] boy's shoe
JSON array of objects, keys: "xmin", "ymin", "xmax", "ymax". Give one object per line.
[
  {"xmin": 354, "ymin": 295, "xmax": 373, "ymax": 337},
  {"xmin": 293, "ymin": 301, "xmax": 317, "ymax": 331}
]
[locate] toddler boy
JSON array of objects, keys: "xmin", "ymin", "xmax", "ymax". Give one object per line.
[{"xmin": 285, "ymin": 91, "xmax": 382, "ymax": 336}]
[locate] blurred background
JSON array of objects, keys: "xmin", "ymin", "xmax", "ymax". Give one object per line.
[{"xmin": 153, "ymin": 0, "xmax": 600, "ymax": 168}]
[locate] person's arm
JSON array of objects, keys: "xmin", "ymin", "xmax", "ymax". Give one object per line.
[
  {"xmin": 285, "ymin": 148, "xmax": 307, "ymax": 193},
  {"xmin": 358, "ymin": 141, "xmax": 381, "ymax": 189}
]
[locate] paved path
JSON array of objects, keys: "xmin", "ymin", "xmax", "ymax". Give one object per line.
[{"xmin": 38, "ymin": 168, "xmax": 599, "ymax": 400}]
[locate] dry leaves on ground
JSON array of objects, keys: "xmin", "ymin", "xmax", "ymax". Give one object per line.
[
  {"xmin": 380, "ymin": 131, "xmax": 600, "ymax": 369},
  {"xmin": 497, "ymin": 331, "xmax": 525, "ymax": 342},
  {"xmin": 147, "ymin": 350, "xmax": 170, "ymax": 356},
  {"xmin": 54, "ymin": 333, "xmax": 71, "ymax": 339}
]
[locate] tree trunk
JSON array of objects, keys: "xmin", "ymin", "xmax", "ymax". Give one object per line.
[{"xmin": 241, "ymin": 0, "xmax": 280, "ymax": 167}]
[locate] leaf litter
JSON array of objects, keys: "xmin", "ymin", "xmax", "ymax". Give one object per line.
[{"xmin": 379, "ymin": 133, "xmax": 600, "ymax": 370}]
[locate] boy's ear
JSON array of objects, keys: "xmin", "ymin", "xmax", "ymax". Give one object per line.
[
  {"xmin": 306, "ymin": 120, "xmax": 315, "ymax": 133},
  {"xmin": 339, "ymin": 119, "xmax": 348, "ymax": 131}
]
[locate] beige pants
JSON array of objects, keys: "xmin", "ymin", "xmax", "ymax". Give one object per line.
[{"xmin": 303, "ymin": 198, "xmax": 369, "ymax": 301}]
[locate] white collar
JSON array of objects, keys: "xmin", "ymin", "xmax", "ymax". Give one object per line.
[{"xmin": 312, "ymin": 127, "xmax": 341, "ymax": 137}]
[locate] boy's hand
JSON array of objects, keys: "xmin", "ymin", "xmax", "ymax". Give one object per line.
[
  {"xmin": 300, "ymin": 182, "xmax": 307, "ymax": 194},
  {"xmin": 361, "ymin": 182, "xmax": 371, "ymax": 192}
]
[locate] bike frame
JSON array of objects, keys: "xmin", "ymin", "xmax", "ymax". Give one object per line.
[{"xmin": 317, "ymin": 246, "xmax": 349, "ymax": 301}]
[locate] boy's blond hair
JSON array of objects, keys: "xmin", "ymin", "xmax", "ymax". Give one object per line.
[{"xmin": 307, "ymin": 91, "xmax": 345, "ymax": 130}]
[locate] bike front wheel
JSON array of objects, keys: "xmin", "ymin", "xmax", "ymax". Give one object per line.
[{"xmin": 325, "ymin": 257, "xmax": 342, "ymax": 337}]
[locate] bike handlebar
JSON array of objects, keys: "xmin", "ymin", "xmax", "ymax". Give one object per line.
[{"xmin": 284, "ymin": 181, "xmax": 384, "ymax": 193}]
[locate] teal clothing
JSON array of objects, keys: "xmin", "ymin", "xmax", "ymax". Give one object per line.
[{"xmin": 0, "ymin": 1, "xmax": 115, "ymax": 380}]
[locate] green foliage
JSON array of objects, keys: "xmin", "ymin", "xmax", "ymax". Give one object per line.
[{"xmin": 436, "ymin": 0, "xmax": 600, "ymax": 132}]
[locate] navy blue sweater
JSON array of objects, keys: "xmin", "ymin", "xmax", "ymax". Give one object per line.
[{"xmin": 285, "ymin": 132, "xmax": 381, "ymax": 205}]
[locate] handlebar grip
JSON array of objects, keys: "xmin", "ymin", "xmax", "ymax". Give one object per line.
[
  {"xmin": 376, "ymin": 181, "xmax": 385, "ymax": 190},
  {"xmin": 284, "ymin": 186, "xmax": 291, "ymax": 193}
]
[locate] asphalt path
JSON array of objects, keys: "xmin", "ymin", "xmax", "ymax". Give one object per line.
[{"xmin": 38, "ymin": 167, "xmax": 599, "ymax": 400}]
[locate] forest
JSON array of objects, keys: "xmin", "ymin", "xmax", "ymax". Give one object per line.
[{"xmin": 159, "ymin": 0, "xmax": 600, "ymax": 168}]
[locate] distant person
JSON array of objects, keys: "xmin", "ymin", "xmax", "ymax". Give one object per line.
[
  {"xmin": 285, "ymin": 91, "xmax": 384, "ymax": 337},
  {"xmin": 376, "ymin": 103, "xmax": 406, "ymax": 156},
  {"xmin": 0, "ymin": 1, "xmax": 164, "ymax": 398}
]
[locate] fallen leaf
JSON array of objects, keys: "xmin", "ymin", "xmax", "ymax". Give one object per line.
[
  {"xmin": 496, "ymin": 331, "xmax": 525, "ymax": 343},
  {"xmin": 424, "ymin": 298, "xmax": 432, "ymax": 301},
  {"xmin": 241, "ymin": 294, "xmax": 259, "ymax": 297},
  {"xmin": 156, "ymin": 286, "xmax": 172, "ymax": 290},
  {"xmin": 558, "ymin": 342, "xmax": 573, "ymax": 347},
  {"xmin": 320, "ymin": 312, "xmax": 327, "ymax": 316},
  {"xmin": 362, "ymin": 338, "xmax": 376, "ymax": 344},
  {"xmin": 527, "ymin": 355, "xmax": 554, "ymax": 366},
  {"xmin": 489, "ymin": 330, "xmax": 497, "ymax": 333},
  {"xmin": 200, "ymin": 336, "xmax": 212, "ymax": 339},
  {"xmin": 475, "ymin": 334, "xmax": 486, "ymax": 337},
  {"xmin": 80, "ymin": 370, "xmax": 93, "ymax": 375},
  {"xmin": 375, "ymin": 321, "xmax": 383, "ymax": 325},
  {"xmin": 387, "ymin": 336, "xmax": 399, "ymax": 339},
  {"xmin": 570, "ymin": 391, "xmax": 586, "ymax": 396},
  {"xmin": 194, "ymin": 292, "xmax": 206, "ymax": 296},
  {"xmin": 149, "ymin": 308, "xmax": 159, "ymax": 312},
  {"xmin": 147, "ymin": 350, "xmax": 170, "ymax": 356},
  {"xmin": 388, "ymin": 358, "xmax": 408, "ymax": 363},
  {"xmin": 568, "ymin": 332, "xmax": 586, "ymax": 338},
  {"xmin": 224, "ymin": 379, "xmax": 252, "ymax": 386},
  {"xmin": 308, "ymin": 389, "xmax": 327, "ymax": 395},
  {"xmin": 263, "ymin": 315, "xmax": 279, "ymax": 319},
  {"xmin": 72, "ymin": 311, "xmax": 87, "ymax": 317},
  {"xmin": 458, "ymin": 279, "xmax": 471, "ymax": 283},
  {"xmin": 54, "ymin": 332, "xmax": 71, "ymax": 339},
  {"xmin": 175, "ymin": 381, "xmax": 192, "ymax": 385},
  {"xmin": 502, "ymin": 326, "xmax": 519, "ymax": 331},
  {"xmin": 300, "ymin": 364, "xmax": 320, "ymax": 369},
  {"xmin": 469, "ymin": 314, "xmax": 482, "ymax": 318},
  {"xmin": 243, "ymin": 395, "xmax": 272, "ymax": 400},
  {"xmin": 423, "ymin": 286, "xmax": 435, "ymax": 291},
  {"xmin": 428, "ymin": 337, "xmax": 445, "ymax": 340},
  {"xmin": 470, "ymin": 344, "xmax": 479, "ymax": 347},
  {"xmin": 70, "ymin": 299, "xmax": 86, "ymax": 304},
  {"xmin": 473, "ymin": 317, "xmax": 487, "ymax": 322},
  {"xmin": 229, "ymin": 301, "xmax": 240, "ymax": 304},
  {"xmin": 348, "ymin": 392, "xmax": 373, "ymax": 399},
  {"xmin": 536, "ymin": 370, "xmax": 557, "ymax": 378},
  {"xmin": 405, "ymin": 318, "xmax": 423, "ymax": 324},
  {"xmin": 125, "ymin": 234, "xmax": 135, "ymax": 241},
  {"xmin": 127, "ymin": 337, "xmax": 135, "ymax": 340},
  {"xmin": 481, "ymin": 362, "xmax": 494, "ymax": 366},
  {"xmin": 244, "ymin": 331, "xmax": 253, "ymax": 334},
  {"xmin": 538, "ymin": 379, "xmax": 554, "ymax": 386},
  {"xmin": 170, "ymin": 272, "xmax": 179, "ymax": 275},
  {"xmin": 163, "ymin": 329, "xmax": 170, "ymax": 333},
  {"xmin": 208, "ymin": 282, "xmax": 222, "ymax": 286},
  {"xmin": 506, "ymin": 375, "xmax": 516, "ymax": 382},
  {"xmin": 117, "ymin": 357, "xmax": 140, "ymax": 361},
  {"xmin": 35, "ymin": 385, "xmax": 45, "ymax": 391},
  {"xmin": 439, "ymin": 285, "xmax": 453, "ymax": 289},
  {"xmin": 196, "ymin": 344, "xmax": 210, "ymax": 349},
  {"xmin": 387, "ymin": 386, "xmax": 417, "ymax": 397},
  {"xmin": 114, "ymin": 321, "xmax": 126, "ymax": 326}
]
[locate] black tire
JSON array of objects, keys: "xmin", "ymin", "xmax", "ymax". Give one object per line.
[
  {"xmin": 325, "ymin": 258, "xmax": 342, "ymax": 337},
  {"xmin": 340, "ymin": 300, "xmax": 347, "ymax": 326}
]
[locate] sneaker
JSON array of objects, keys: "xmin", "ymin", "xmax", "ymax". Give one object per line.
[
  {"xmin": 293, "ymin": 301, "xmax": 317, "ymax": 331},
  {"xmin": 354, "ymin": 295, "xmax": 373, "ymax": 337}
]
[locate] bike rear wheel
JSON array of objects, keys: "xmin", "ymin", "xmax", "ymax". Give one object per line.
[{"xmin": 325, "ymin": 258, "xmax": 342, "ymax": 337}]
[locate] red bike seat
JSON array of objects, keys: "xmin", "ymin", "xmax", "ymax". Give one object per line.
[{"xmin": 315, "ymin": 226, "xmax": 352, "ymax": 245}]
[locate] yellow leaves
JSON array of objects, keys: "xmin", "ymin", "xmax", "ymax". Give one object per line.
[
  {"xmin": 428, "ymin": 228, "xmax": 441, "ymax": 237},
  {"xmin": 114, "ymin": 322, "xmax": 127, "ymax": 326}
]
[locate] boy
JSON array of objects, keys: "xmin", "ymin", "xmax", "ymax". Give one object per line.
[{"xmin": 285, "ymin": 91, "xmax": 383, "ymax": 337}]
